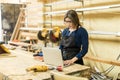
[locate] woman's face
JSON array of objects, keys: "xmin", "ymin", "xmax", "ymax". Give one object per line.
[{"xmin": 64, "ymin": 18, "xmax": 76, "ymax": 29}]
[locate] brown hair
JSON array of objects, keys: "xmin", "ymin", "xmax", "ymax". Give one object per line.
[{"xmin": 64, "ymin": 10, "xmax": 82, "ymax": 29}]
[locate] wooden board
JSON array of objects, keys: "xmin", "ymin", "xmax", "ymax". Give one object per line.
[
  {"xmin": 10, "ymin": 9, "xmax": 25, "ymax": 41},
  {"xmin": 0, "ymin": 53, "xmax": 16, "ymax": 58},
  {"xmin": 8, "ymin": 41, "xmax": 32, "ymax": 51},
  {"xmin": 63, "ymin": 64, "xmax": 90, "ymax": 74},
  {"xmin": 8, "ymin": 41, "xmax": 32, "ymax": 46},
  {"xmin": 84, "ymin": 55, "xmax": 120, "ymax": 66}
]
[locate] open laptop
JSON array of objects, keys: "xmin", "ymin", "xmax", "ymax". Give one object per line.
[
  {"xmin": 42, "ymin": 47, "xmax": 64, "ymax": 67},
  {"xmin": 42, "ymin": 47, "xmax": 90, "ymax": 74}
]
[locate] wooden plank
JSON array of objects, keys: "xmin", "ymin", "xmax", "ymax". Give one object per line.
[
  {"xmin": 0, "ymin": 53, "xmax": 16, "ymax": 58},
  {"xmin": 84, "ymin": 55, "xmax": 120, "ymax": 66},
  {"xmin": 63, "ymin": 64, "xmax": 90, "ymax": 74},
  {"xmin": 8, "ymin": 41, "xmax": 32, "ymax": 51},
  {"xmin": 10, "ymin": 9, "xmax": 25, "ymax": 41},
  {"xmin": 8, "ymin": 41, "xmax": 31, "ymax": 47},
  {"xmin": 50, "ymin": 71, "xmax": 88, "ymax": 80},
  {"xmin": 20, "ymin": 31, "xmax": 37, "ymax": 39}
]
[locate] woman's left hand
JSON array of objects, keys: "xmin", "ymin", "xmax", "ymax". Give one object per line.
[{"xmin": 64, "ymin": 57, "xmax": 78, "ymax": 65}]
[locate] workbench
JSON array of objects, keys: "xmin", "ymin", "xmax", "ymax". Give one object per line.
[{"xmin": 0, "ymin": 47, "xmax": 90, "ymax": 80}]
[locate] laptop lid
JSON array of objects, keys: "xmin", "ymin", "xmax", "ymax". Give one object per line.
[{"xmin": 42, "ymin": 47, "xmax": 64, "ymax": 67}]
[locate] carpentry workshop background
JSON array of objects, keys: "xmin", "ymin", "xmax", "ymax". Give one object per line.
[{"xmin": 0, "ymin": 0, "xmax": 120, "ymax": 80}]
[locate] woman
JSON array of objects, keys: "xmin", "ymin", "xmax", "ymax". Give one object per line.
[{"xmin": 59, "ymin": 10, "xmax": 89, "ymax": 65}]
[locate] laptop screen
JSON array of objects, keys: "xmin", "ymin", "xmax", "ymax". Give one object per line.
[{"xmin": 42, "ymin": 47, "xmax": 64, "ymax": 67}]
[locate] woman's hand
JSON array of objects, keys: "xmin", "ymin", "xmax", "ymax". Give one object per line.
[{"xmin": 64, "ymin": 57, "xmax": 78, "ymax": 66}]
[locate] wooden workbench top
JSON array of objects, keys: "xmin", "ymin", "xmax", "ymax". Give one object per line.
[
  {"xmin": 0, "ymin": 47, "xmax": 90, "ymax": 80},
  {"xmin": 0, "ymin": 48, "xmax": 50, "ymax": 80}
]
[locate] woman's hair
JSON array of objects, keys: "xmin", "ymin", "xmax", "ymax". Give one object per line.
[{"xmin": 64, "ymin": 10, "xmax": 82, "ymax": 28}]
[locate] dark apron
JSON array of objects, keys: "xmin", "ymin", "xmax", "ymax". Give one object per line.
[{"xmin": 61, "ymin": 35, "xmax": 83, "ymax": 65}]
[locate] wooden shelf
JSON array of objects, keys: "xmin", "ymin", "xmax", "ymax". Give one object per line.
[
  {"xmin": 21, "ymin": 21, "xmax": 51, "ymax": 24},
  {"xmin": 88, "ymin": 31, "xmax": 120, "ymax": 36},
  {"xmin": 20, "ymin": 27, "xmax": 52, "ymax": 31},
  {"xmin": 44, "ymin": 4, "xmax": 120, "ymax": 15},
  {"xmin": 45, "ymin": 0, "xmax": 82, "ymax": 6}
]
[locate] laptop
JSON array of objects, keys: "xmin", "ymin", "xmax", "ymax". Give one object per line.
[
  {"xmin": 42, "ymin": 47, "xmax": 64, "ymax": 67},
  {"xmin": 42, "ymin": 47, "xmax": 90, "ymax": 74}
]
